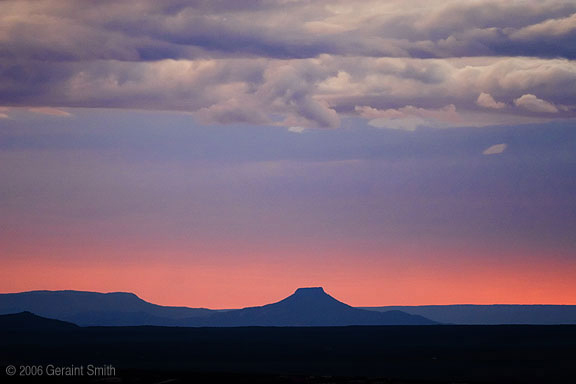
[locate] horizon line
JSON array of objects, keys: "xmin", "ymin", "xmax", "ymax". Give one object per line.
[{"xmin": 2, "ymin": 289, "xmax": 576, "ymax": 309}]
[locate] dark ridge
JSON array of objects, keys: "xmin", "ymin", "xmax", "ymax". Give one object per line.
[{"xmin": 0, "ymin": 311, "xmax": 78, "ymax": 330}]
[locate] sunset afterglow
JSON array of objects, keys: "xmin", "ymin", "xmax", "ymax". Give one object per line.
[{"xmin": 1, "ymin": 1, "xmax": 575, "ymax": 308}]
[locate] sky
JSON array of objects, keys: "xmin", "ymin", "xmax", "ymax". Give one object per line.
[{"xmin": 1, "ymin": 0, "xmax": 575, "ymax": 308}]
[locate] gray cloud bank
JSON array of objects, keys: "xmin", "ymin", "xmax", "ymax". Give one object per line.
[{"xmin": 1, "ymin": 0, "xmax": 575, "ymax": 128}]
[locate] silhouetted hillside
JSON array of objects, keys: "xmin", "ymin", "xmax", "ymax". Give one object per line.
[
  {"xmin": 363, "ymin": 304, "xmax": 576, "ymax": 324},
  {"xmin": 0, "ymin": 311, "xmax": 78, "ymax": 330},
  {"xmin": 0, "ymin": 290, "xmax": 213, "ymax": 326},
  {"xmin": 10, "ymin": 288, "xmax": 574, "ymax": 327},
  {"xmin": 197, "ymin": 287, "xmax": 436, "ymax": 326}
]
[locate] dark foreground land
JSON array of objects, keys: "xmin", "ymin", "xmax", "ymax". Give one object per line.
[{"xmin": 1, "ymin": 325, "xmax": 575, "ymax": 383}]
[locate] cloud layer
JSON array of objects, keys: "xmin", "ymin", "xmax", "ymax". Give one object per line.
[{"xmin": 1, "ymin": 0, "xmax": 575, "ymax": 128}]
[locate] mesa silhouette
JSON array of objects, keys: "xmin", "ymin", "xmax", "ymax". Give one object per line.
[
  {"xmin": 0, "ymin": 287, "xmax": 435, "ymax": 326},
  {"xmin": 0, "ymin": 290, "xmax": 212, "ymax": 326},
  {"xmin": 2, "ymin": 289, "xmax": 575, "ymax": 382},
  {"xmin": 194, "ymin": 287, "xmax": 436, "ymax": 326},
  {"xmin": 5, "ymin": 287, "xmax": 576, "ymax": 326}
]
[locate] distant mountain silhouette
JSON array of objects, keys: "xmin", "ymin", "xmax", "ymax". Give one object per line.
[
  {"xmin": 0, "ymin": 290, "xmax": 213, "ymax": 326},
  {"xmin": 8, "ymin": 288, "xmax": 572, "ymax": 326},
  {"xmin": 195, "ymin": 287, "xmax": 436, "ymax": 326},
  {"xmin": 0, "ymin": 311, "xmax": 78, "ymax": 330},
  {"xmin": 363, "ymin": 304, "xmax": 576, "ymax": 325}
]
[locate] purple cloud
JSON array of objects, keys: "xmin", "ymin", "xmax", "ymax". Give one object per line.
[{"xmin": 1, "ymin": 0, "xmax": 575, "ymax": 128}]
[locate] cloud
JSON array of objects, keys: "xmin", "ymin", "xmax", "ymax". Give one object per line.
[
  {"xmin": 0, "ymin": 107, "xmax": 9, "ymax": 119},
  {"xmin": 483, "ymin": 143, "xmax": 507, "ymax": 155},
  {"xmin": 2, "ymin": 0, "xmax": 576, "ymax": 61},
  {"xmin": 1, "ymin": 56, "xmax": 574, "ymax": 128},
  {"xmin": 511, "ymin": 13, "xmax": 576, "ymax": 40},
  {"xmin": 476, "ymin": 93, "xmax": 506, "ymax": 109},
  {"xmin": 514, "ymin": 94, "xmax": 559, "ymax": 113},
  {"xmin": 0, "ymin": 1, "xmax": 575, "ymax": 128},
  {"xmin": 27, "ymin": 107, "xmax": 71, "ymax": 117},
  {"xmin": 288, "ymin": 126, "xmax": 306, "ymax": 134},
  {"xmin": 357, "ymin": 104, "xmax": 461, "ymax": 130}
]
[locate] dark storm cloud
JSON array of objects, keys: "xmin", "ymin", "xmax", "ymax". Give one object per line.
[
  {"xmin": 3, "ymin": 0, "xmax": 576, "ymax": 61},
  {"xmin": 0, "ymin": 0, "xmax": 575, "ymax": 128}
]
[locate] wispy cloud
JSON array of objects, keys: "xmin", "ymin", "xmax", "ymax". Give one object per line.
[
  {"xmin": 27, "ymin": 107, "xmax": 71, "ymax": 117},
  {"xmin": 483, "ymin": 143, "xmax": 508, "ymax": 155}
]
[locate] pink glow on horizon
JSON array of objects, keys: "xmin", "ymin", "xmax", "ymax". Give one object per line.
[{"xmin": 1, "ymin": 248, "xmax": 575, "ymax": 308}]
